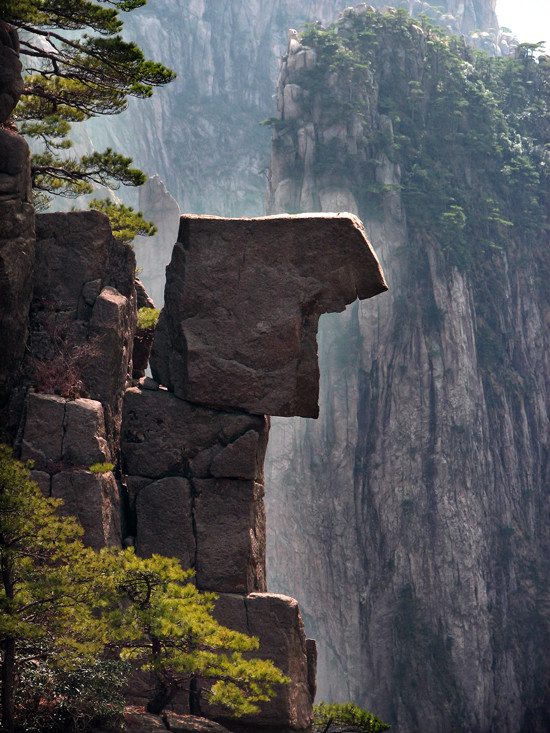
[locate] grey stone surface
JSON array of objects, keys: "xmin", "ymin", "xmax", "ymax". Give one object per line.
[
  {"xmin": 52, "ymin": 469, "xmax": 121, "ymax": 549},
  {"xmin": 121, "ymin": 387, "xmax": 267, "ymax": 481},
  {"xmin": 201, "ymin": 593, "xmax": 313, "ymax": 731},
  {"xmin": 135, "ymin": 476, "xmax": 195, "ymax": 568},
  {"xmin": 163, "ymin": 712, "xmax": 231, "ymax": 733},
  {"xmin": 29, "ymin": 469, "xmax": 51, "ymax": 498},
  {"xmin": 210, "ymin": 429, "xmax": 264, "ymax": 480},
  {"xmin": 21, "ymin": 393, "xmax": 66, "ymax": 469},
  {"xmin": 150, "ymin": 214, "xmax": 387, "ymax": 418},
  {"xmin": 193, "ymin": 479, "xmax": 266, "ymax": 593},
  {"xmin": 63, "ymin": 398, "xmax": 111, "ymax": 465},
  {"xmin": 29, "ymin": 211, "xmax": 137, "ymax": 446},
  {"xmin": 21, "ymin": 393, "xmax": 110, "ymax": 469}
]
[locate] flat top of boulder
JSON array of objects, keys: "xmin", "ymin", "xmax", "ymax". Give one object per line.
[{"xmin": 176, "ymin": 212, "xmax": 387, "ymax": 304}]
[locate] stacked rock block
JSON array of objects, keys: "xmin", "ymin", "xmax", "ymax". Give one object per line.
[
  {"xmin": 11, "ymin": 210, "xmax": 137, "ymax": 550},
  {"xmin": 121, "ymin": 213, "xmax": 387, "ymax": 731},
  {"xmin": 121, "ymin": 386, "xmax": 268, "ymax": 593},
  {"xmin": 20, "ymin": 393, "xmax": 120, "ymax": 549}
]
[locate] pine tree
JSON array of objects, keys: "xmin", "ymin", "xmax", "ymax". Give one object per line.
[
  {"xmin": 0, "ymin": 1, "xmax": 175, "ymax": 206},
  {"xmin": 0, "ymin": 446, "xmax": 286, "ymax": 732}
]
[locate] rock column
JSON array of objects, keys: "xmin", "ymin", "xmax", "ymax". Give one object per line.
[{"xmin": 121, "ymin": 212, "xmax": 387, "ymax": 731}]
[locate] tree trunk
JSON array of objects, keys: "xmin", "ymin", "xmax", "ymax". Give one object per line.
[
  {"xmin": 146, "ymin": 675, "xmax": 178, "ymax": 715},
  {"xmin": 1, "ymin": 636, "xmax": 16, "ymax": 733}
]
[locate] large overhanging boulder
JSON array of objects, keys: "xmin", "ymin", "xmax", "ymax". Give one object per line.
[{"xmin": 150, "ymin": 213, "xmax": 387, "ymax": 417}]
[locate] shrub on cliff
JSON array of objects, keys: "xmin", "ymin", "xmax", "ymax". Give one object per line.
[
  {"xmin": 0, "ymin": 446, "xmax": 286, "ymax": 733},
  {"xmin": 314, "ymin": 701, "xmax": 390, "ymax": 733}
]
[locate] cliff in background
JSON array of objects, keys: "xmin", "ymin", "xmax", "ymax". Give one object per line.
[
  {"xmin": 265, "ymin": 6, "xmax": 549, "ymax": 733},
  {"xmin": 74, "ymin": 1, "xmax": 511, "ymax": 313},
  {"xmin": 79, "ymin": 0, "xmax": 505, "ymax": 222}
]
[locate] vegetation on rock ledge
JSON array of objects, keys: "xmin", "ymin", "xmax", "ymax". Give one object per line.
[
  {"xmin": 0, "ymin": 446, "xmax": 286, "ymax": 733},
  {"xmin": 297, "ymin": 8, "xmax": 549, "ymax": 271}
]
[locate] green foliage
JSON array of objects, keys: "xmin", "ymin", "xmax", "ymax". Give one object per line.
[
  {"xmin": 136, "ymin": 306, "xmax": 161, "ymax": 331},
  {"xmin": 88, "ymin": 461, "xmax": 114, "ymax": 473},
  {"xmin": 112, "ymin": 554, "xmax": 288, "ymax": 714},
  {"xmin": 88, "ymin": 197, "xmax": 157, "ymax": 244},
  {"xmin": 0, "ymin": 446, "xmax": 286, "ymax": 732},
  {"xmin": 1, "ymin": 0, "xmax": 175, "ymax": 202},
  {"xmin": 15, "ymin": 657, "xmax": 129, "ymax": 732},
  {"xmin": 296, "ymin": 9, "xmax": 549, "ymax": 270},
  {"xmin": 313, "ymin": 701, "xmax": 391, "ymax": 732}
]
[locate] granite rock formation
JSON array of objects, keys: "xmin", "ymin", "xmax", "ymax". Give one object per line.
[
  {"xmin": 121, "ymin": 385, "xmax": 269, "ymax": 594},
  {"xmin": 121, "ymin": 211, "xmax": 386, "ymax": 730},
  {"xmin": 1, "ymin": 165, "xmax": 389, "ymax": 728},
  {"xmin": 204, "ymin": 593, "xmax": 314, "ymax": 731},
  {"xmin": 25, "ymin": 210, "xmax": 137, "ymax": 447},
  {"xmin": 0, "ymin": 15, "xmax": 387, "ymax": 732},
  {"xmin": 264, "ymin": 8, "xmax": 550, "ymax": 733},
  {"xmin": 150, "ymin": 214, "xmax": 386, "ymax": 417}
]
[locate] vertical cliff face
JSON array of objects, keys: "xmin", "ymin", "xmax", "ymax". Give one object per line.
[
  {"xmin": 83, "ymin": 0, "xmax": 352, "ymax": 218},
  {"xmin": 265, "ymin": 7, "xmax": 549, "ymax": 733}
]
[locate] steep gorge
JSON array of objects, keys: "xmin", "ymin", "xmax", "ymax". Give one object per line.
[{"xmin": 264, "ymin": 7, "xmax": 549, "ymax": 733}]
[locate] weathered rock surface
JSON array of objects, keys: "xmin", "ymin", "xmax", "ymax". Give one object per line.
[
  {"xmin": 121, "ymin": 708, "xmax": 232, "ymax": 733},
  {"xmin": 121, "ymin": 387, "xmax": 269, "ymax": 593},
  {"xmin": 121, "ymin": 387, "xmax": 268, "ymax": 481},
  {"xmin": 194, "ymin": 479, "xmax": 266, "ymax": 593},
  {"xmin": 0, "ymin": 129, "xmax": 34, "ymax": 410},
  {"xmin": 150, "ymin": 214, "xmax": 386, "ymax": 417},
  {"xmin": 135, "ymin": 476, "xmax": 195, "ymax": 567},
  {"xmin": 163, "ymin": 712, "xmax": 232, "ymax": 733},
  {"xmin": 52, "ymin": 469, "xmax": 120, "ymax": 549},
  {"xmin": 26, "ymin": 211, "xmax": 137, "ymax": 446},
  {"xmin": 18, "ymin": 394, "xmax": 119, "ymax": 548},
  {"xmin": 200, "ymin": 593, "xmax": 314, "ymax": 732},
  {"xmin": 21, "ymin": 393, "xmax": 111, "ymax": 469}
]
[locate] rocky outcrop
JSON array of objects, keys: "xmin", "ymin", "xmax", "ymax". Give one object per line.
[
  {"xmin": 121, "ymin": 385, "xmax": 268, "ymax": 593},
  {"xmin": 203, "ymin": 593, "xmax": 313, "ymax": 731},
  {"xmin": 121, "ymin": 212, "xmax": 387, "ymax": 730},
  {"xmin": 20, "ymin": 393, "xmax": 120, "ymax": 549},
  {"xmin": 150, "ymin": 214, "xmax": 386, "ymax": 417},
  {"xmin": 24, "ymin": 210, "xmax": 137, "ymax": 447}
]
